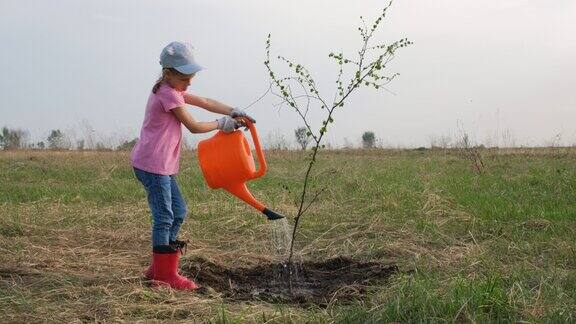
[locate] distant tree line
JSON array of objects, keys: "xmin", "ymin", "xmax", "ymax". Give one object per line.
[
  {"xmin": 264, "ymin": 128, "xmax": 379, "ymax": 150},
  {"xmin": 0, "ymin": 127, "xmax": 29, "ymax": 150},
  {"xmin": 294, "ymin": 127, "xmax": 377, "ymax": 150},
  {"xmin": 0, "ymin": 125, "xmax": 381, "ymax": 151},
  {"xmin": 0, "ymin": 126, "xmax": 138, "ymax": 151}
]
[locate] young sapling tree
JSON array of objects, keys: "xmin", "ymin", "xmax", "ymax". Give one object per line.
[{"xmin": 264, "ymin": 2, "xmax": 412, "ymax": 264}]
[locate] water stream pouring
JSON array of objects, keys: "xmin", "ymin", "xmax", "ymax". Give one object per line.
[{"xmin": 197, "ymin": 119, "xmax": 285, "ymax": 220}]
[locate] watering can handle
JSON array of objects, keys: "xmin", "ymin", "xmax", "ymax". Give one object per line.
[{"xmin": 244, "ymin": 119, "xmax": 267, "ymax": 179}]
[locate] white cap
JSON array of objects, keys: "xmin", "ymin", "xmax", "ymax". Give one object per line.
[{"xmin": 159, "ymin": 41, "xmax": 204, "ymax": 75}]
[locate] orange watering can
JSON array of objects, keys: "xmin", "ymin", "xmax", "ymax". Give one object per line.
[{"xmin": 197, "ymin": 119, "xmax": 285, "ymax": 220}]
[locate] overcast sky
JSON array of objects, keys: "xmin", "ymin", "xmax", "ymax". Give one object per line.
[{"xmin": 0, "ymin": 0, "xmax": 574, "ymax": 148}]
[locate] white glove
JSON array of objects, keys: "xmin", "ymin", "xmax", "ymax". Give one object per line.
[
  {"xmin": 230, "ymin": 108, "xmax": 256, "ymax": 123},
  {"xmin": 217, "ymin": 116, "xmax": 240, "ymax": 133}
]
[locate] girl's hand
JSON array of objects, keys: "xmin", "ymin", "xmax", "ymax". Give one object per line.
[
  {"xmin": 216, "ymin": 116, "xmax": 240, "ymax": 133},
  {"xmin": 230, "ymin": 108, "xmax": 256, "ymax": 123}
]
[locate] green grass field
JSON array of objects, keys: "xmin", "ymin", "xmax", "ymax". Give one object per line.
[{"xmin": 1, "ymin": 148, "xmax": 575, "ymax": 322}]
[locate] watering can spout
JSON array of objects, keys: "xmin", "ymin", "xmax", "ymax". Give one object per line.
[
  {"xmin": 262, "ymin": 208, "xmax": 285, "ymax": 220},
  {"xmin": 224, "ymin": 183, "xmax": 285, "ymax": 221}
]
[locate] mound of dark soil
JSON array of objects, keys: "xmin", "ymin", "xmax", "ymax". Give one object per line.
[{"xmin": 181, "ymin": 256, "xmax": 398, "ymax": 305}]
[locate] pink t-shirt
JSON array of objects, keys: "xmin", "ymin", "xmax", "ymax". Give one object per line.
[{"xmin": 131, "ymin": 83, "xmax": 185, "ymax": 175}]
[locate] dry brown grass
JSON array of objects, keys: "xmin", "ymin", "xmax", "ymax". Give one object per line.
[
  {"xmin": 0, "ymin": 195, "xmax": 481, "ymax": 321},
  {"xmin": 1, "ymin": 148, "xmax": 574, "ymax": 322}
]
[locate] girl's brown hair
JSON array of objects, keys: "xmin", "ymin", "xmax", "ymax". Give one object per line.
[{"xmin": 152, "ymin": 68, "xmax": 189, "ymax": 93}]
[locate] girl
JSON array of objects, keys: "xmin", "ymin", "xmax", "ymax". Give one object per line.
[{"xmin": 131, "ymin": 41, "xmax": 255, "ymax": 290}]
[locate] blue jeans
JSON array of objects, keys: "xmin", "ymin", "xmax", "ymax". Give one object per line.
[{"xmin": 133, "ymin": 167, "xmax": 188, "ymax": 247}]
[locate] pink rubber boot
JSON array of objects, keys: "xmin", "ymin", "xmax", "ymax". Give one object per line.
[{"xmin": 146, "ymin": 246, "xmax": 198, "ymax": 290}]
